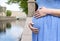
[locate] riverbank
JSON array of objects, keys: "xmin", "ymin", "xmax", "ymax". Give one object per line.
[
  {"xmin": 0, "ymin": 16, "xmax": 32, "ymax": 41},
  {"xmin": 0, "ymin": 16, "xmax": 16, "ymax": 21}
]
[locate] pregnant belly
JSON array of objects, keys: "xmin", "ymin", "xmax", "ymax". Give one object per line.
[
  {"xmin": 32, "ymin": 16, "xmax": 45, "ymax": 29},
  {"xmin": 32, "ymin": 15, "xmax": 60, "ymax": 30}
]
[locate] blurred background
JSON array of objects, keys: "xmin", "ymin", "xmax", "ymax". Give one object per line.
[{"xmin": 0, "ymin": 0, "xmax": 34, "ymax": 41}]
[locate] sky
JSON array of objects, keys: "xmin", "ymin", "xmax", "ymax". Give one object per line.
[{"xmin": 0, "ymin": 0, "xmax": 21, "ymax": 11}]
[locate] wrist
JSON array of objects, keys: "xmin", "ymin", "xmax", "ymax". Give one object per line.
[
  {"xmin": 43, "ymin": 8, "xmax": 49, "ymax": 14},
  {"xmin": 46, "ymin": 8, "xmax": 53, "ymax": 14}
]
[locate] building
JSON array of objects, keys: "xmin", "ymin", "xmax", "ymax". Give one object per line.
[
  {"xmin": 11, "ymin": 11, "xmax": 26, "ymax": 18},
  {"xmin": 0, "ymin": 6, "xmax": 6, "ymax": 16}
]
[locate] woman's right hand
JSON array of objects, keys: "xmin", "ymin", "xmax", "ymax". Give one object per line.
[{"xmin": 28, "ymin": 22, "xmax": 38, "ymax": 34}]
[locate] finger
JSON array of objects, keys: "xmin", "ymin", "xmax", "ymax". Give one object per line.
[
  {"xmin": 35, "ymin": 13, "xmax": 45, "ymax": 18},
  {"xmin": 31, "ymin": 27, "xmax": 38, "ymax": 31},
  {"xmin": 34, "ymin": 13, "xmax": 39, "ymax": 16},
  {"xmin": 34, "ymin": 30, "xmax": 38, "ymax": 32},
  {"xmin": 35, "ymin": 15, "xmax": 41, "ymax": 18},
  {"xmin": 35, "ymin": 14, "xmax": 40, "ymax": 17},
  {"xmin": 31, "ymin": 27, "xmax": 38, "ymax": 30},
  {"xmin": 34, "ymin": 12, "xmax": 40, "ymax": 17},
  {"xmin": 34, "ymin": 28, "xmax": 38, "ymax": 30},
  {"xmin": 34, "ymin": 30, "xmax": 38, "ymax": 34},
  {"xmin": 29, "ymin": 22, "xmax": 34, "ymax": 27},
  {"xmin": 35, "ymin": 11, "xmax": 39, "ymax": 14},
  {"xmin": 31, "ymin": 28, "xmax": 39, "ymax": 34},
  {"xmin": 30, "ymin": 23, "xmax": 34, "ymax": 25},
  {"xmin": 34, "ymin": 14, "xmax": 40, "ymax": 17},
  {"xmin": 33, "ymin": 27, "xmax": 38, "ymax": 29},
  {"xmin": 35, "ymin": 11, "xmax": 40, "ymax": 15},
  {"xmin": 34, "ymin": 13, "xmax": 40, "ymax": 17},
  {"xmin": 33, "ymin": 32, "xmax": 38, "ymax": 34},
  {"xmin": 29, "ymin": 24, "xmax": 33, "ymax": 28},
  {"xmin": 35, "ymin": 10, "xmax": 39, "ymax": 14},
  {"xmin": 36, "ymin": 16, "xmax": 42, "ymax": 18},
  {"xmin": 28, "ymin": 23, "xmax": 33, "ymax": 29},
  {"xmin": 34, "ymin": 31, "xmax": 38, "ymax": 34},
  {"xmin": 34, "ymin": 32, "xmax": 38, "ymax": 34},
  {"xmin": 35, "ymin": 14, "xmax": 41, "ymax": 18}
]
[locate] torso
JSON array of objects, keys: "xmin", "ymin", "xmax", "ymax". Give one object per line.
[{"xmin": 32, "ymin": 0, "xmax": 60, "ymax": 27}]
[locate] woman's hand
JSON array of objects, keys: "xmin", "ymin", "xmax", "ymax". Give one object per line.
[
  {"xmin": 34, "ymin": 7, "xmax": 48, "ymax": 18},
  {"xmin": 28, "ymin": 22, "xmax": 38, "ymax": 34}
]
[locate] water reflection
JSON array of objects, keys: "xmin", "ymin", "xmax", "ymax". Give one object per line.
[
  {"xmin": 0, "ymin": 22, "xmax": 6, "ymax": 33},
  {"xmin": 0, "ymin": 28, "xmax": 6, "ymax": 33},
  {"xmin": 6, "ymin": 22, "xmax": 11, "ymax": 29},
  {"xmin": 0, "ymin": 20, "xmax": 24, "ymax": 41}
]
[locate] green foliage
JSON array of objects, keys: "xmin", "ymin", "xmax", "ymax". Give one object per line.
[
  {"xmin": 7, "ymin": 0, "xmax": 28, "ymax": 15},
  {"xmin": 0, "ymin": 6, "xmax": 3, "ymax": 12},
  {"xmin": 6, "ymin": 10, "xmax": 12, "ymax": 16},
  {"xmin": 19, "ymin": 1, "xmax": 28, "ymax": 15}
]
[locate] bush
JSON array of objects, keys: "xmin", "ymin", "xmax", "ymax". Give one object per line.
[{"xmin": 6, "ymin": 10, "xmax": 12, "ymax": 16}]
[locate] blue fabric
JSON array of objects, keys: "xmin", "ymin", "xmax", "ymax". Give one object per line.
[
  {"xmin": 32, "ymin": 0, "xmax": 60, "ymax": 41},
  {"xmin": 36, "ymin": 0, "xmax": 60, "ymax": 9}
]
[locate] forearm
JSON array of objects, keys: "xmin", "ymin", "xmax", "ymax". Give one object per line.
[{"xmin": 47, "ymin": 8, "xmax": 60, "ymax": 16}]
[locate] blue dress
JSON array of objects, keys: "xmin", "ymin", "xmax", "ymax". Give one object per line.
[{"xmin": 32, "ymin": 0, "xmax": 60, "ymax": 41}]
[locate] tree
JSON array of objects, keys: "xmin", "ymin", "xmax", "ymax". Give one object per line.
[
  {"xmin": 6, "ymin": 10, "xmax": 12, "ymax": 16},
  {"xmin": 7, "ymin": 0, "xmax": 28, "ymax": 15}
]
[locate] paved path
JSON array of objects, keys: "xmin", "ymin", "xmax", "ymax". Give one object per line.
[{"xmin": 21, "ymin": 17, "xmax": 32, "ymax": 41}]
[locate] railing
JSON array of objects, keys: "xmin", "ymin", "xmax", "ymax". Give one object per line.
[
  {"xmin": 28, "ymin": 0, "xmax": 35, "ymax": 17},
  {"xmin": 0, "ymin": 16, "xmax": 16, "ymax": 21}
]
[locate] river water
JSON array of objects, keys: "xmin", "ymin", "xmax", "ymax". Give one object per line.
[{"xmin": 0, "ymin": 20, "xmax": 25, "ymax": 41}]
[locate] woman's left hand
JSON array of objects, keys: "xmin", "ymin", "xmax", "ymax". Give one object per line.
[{"xmin": 34, "ymin": 7, "xmax": 48, "ymax": 18}]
